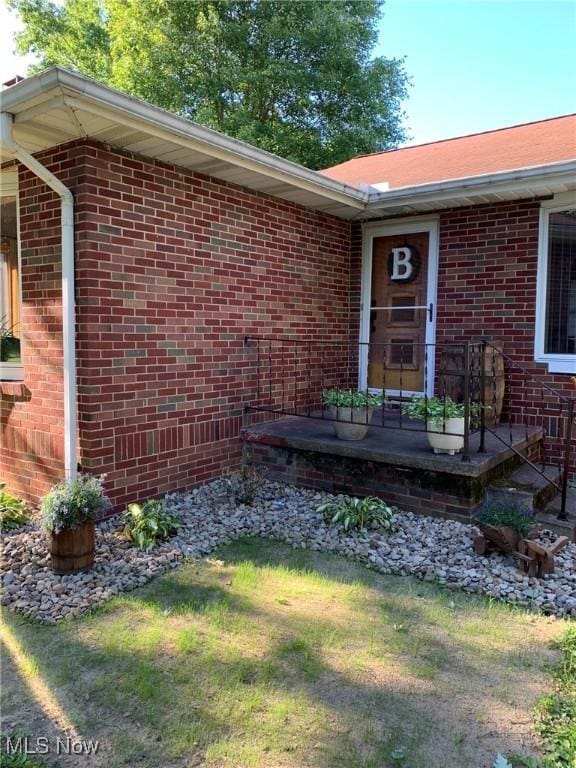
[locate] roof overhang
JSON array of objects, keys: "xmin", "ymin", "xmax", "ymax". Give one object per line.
[
  {"xmin": 0, "ymin": 67, "xmax": 367, "ymax": 219},
  {"xmin": 362, "ymin": 160, "xmax": 576, "ymax": 218},
  {"xmin": 1, "ymin": 67, "xmax": 575, "ymax": 221}
]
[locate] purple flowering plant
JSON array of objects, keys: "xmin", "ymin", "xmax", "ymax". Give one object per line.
[{"xmin": 41, "ymin": 474, "xmax": 111, "ymax": 534}]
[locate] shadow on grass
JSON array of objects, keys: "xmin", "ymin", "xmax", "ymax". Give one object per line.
[{"xmin": 1, "ymin": 537, "xmax": 556, "ymax": 768}]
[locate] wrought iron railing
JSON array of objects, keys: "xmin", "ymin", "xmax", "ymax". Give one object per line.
[
  {"xmin": 479, "ymin": 341, "xmax": 574, "ymax": 520},
  {"xmin": 244, "ymin": 336, "xmax": 575, "ymax": 519}
]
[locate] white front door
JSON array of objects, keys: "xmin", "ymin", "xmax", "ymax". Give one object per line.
[{"xmin": 359, "ymin": 218, "xmax": 439, "ymax": 397}]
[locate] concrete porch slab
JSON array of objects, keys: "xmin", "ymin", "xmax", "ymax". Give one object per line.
[{"xmin": 242, "ymin": 413, "xmax": 543, "ymax": 479}]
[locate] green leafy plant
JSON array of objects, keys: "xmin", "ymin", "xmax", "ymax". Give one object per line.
[
  {"xmin": 223, "ymin": 465, "xmax": 265, "ymax": 506},
  {"xmin": 0, "ymin": 483, "xmax": 28, "ymax": 532},
  {"xmin": 474, "ymin": 501, "xmax": 534, "ymax": 537},
  {"xmin": 322, "ymin": 388, "xmax": 385, "ymax": 409},
  {"xmin": 535, "ymin": 626, "xmax": 576, "ymax": 768},
  {"xmin": 402, "ymin": 395, "xmax": 482, "ymax": 425},
  {"xmin": 122, "ymin": 498, "xmax": 180, "ymax": 552},
  {"xmin": 40, "ymin": 474, "xmax": 110, "ymax": 534},
  {"xmin": 0, "ymin": 314, "xmax": 21, "ymax": 363},
  {"xmin": 317, "ymin": 495, "xmax": 394, "ymax": 532},
  {"xmin": 1, "ymin": 729, "xmax": 46, "ymax": 767}
]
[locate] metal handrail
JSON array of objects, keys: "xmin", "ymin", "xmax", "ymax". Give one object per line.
[
  {"xmin": 244, "ymin": 335, "xmax": 574, "ymax": 518},
  {"xmin": 484, "ymin": 341, "xmax": 572, "ymax": 404}
]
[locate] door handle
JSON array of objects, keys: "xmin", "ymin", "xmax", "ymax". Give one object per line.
[{"xmin": 428, "ymin": 303, "xmax": 434, "ymax": 322}]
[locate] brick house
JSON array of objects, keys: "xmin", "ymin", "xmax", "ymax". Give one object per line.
[{"xmin": 1, "ymin": 68, "xmax": 574, "ymax": 516}]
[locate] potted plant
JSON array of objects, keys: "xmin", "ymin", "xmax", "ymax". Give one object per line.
[
  {"xmin": 41, "ymin": 474, "xmax": 111, "ymax": 574},
  {"xmin": 0, "ymin": 316, "xmax": 21, "ymax": 362},
  {"xmin": 322, "ymin": 388, "xmax": 384, "ymax": 441},
  {"xmin": 402, "ymin": 395, "xmax": 481, "ymax": 455},
  {"xmin": 472, "ymin": 501, "xmax": 535, "ymax": 555}
]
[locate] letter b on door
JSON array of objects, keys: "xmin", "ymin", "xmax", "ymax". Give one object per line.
[{"xmin": 388, "ymin": 246, "xmax": 419, "ymax": 282}]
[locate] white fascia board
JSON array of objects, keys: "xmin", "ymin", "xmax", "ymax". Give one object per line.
[
  {"xmin": 3, "ymin": 67, "xmax": 576, "ymax": 216},
  {"xmin": 3, "ymin": 67, "xmax": 367, "ymax": 209},
  {"xmin": 365, "ymin": 161, "xmax": 576, "ymax": 212}
]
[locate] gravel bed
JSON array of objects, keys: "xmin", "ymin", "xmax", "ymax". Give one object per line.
[{"xmin": 1, "ymin": 479, "xmax": 575, "ymax": 623}]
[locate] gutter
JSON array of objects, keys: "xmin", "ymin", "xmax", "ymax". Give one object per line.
[
  {"xmin": 364, "ymin": 160, "xmax": 576, "ymax": 211},
  {"xmin": 0, "ymin": 111, "xmax": 77, "ymax": 481},
  {"xmin": 2, "ymin": 67, "xmax": 368, "ymax": 209},
  {"xmin": 3, "ymin": 68, "xmax": 574, "ymax": 216}
]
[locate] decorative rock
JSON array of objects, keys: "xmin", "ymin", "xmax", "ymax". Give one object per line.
[{"xmin": 1, "ymin": 478, "xmax": 575, "ymax": 623}]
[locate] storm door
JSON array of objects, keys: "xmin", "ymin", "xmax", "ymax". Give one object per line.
[{"xmin": 360, "ymin": 222, "xmax": 438, "ymax": 396}]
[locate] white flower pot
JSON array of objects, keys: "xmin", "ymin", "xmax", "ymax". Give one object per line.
[
  {"xmin": 329, "ymin": 406, "xmax": 374, "ymax": 441},
  {"xmin": 427, "ymin": 417, "xmax": 465, "ymax": 455}
]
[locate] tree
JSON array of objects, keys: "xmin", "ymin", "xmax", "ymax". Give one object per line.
[{"xmin": 8, "ymin": 0, "xmax": 409, "ymax": 169}]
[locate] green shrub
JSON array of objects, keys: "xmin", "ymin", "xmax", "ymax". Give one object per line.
[
  {"xmin": 0, "ymin": 484, "xmax": 28, "ymax": 532},
  {"xmin": 535, "ymin": 626, "xmax": 576, "ymax": 768},
  {"xmin": 474, "ymin": 501, "xmax": 534, "ymax": 537},
  {"xmin": 1, "ymin": 729, "xmax": 45, "ymax": 766},
  {"xmin": 122, "ymin": 499, "xmax": 180, "ymax": 551},
  {"xmin": 317, "ymin": 495, "xmax": 394, "ymax": 532},
  {"xmin": 223, "ymin": 465, "xmax": 265, "ymax": 506},
  {"xmin": 322, "ymin": 388, "xmax": 385, "ymax": 409},
  {"xmin": 40, "ymin": 474, "xmax": 110, "ymax": 534},
  {"xmin": 402, "ymin": 395, "xmax": 482, "ymax": 424}
]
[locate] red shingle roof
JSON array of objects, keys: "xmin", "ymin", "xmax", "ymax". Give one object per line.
[{"xmin": 320, "ymin": 114, "xmax": 576, "ymax": 190}]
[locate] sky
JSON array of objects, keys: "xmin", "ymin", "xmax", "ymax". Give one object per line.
[
  {"xmin": 378, "ymin": 0, "xmax": 576, "ymax": 144},
  {"xmin": 0, "ymin": 0, "xmax": 575, "ymax": 147}
]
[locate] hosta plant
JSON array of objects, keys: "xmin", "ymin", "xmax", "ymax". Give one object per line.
[
  {"xmin": 122, "ymin": 499, "xmax": 180, "ymax": 552},
  {"xmin": 41, "ymin": 474, "xmax": 110, "ymax": 534},
  {"xmin": 322, "ymin": 388, "xmax": 385, "ymax": 409},
  {"xmin": 402, "ymin": 395, "xmax": 482, "ymax": 425},
  {"xmin": 474, "ymin": 501, "xmax": 534, "ymax": 537},
  {"xmin": 317, "ymin": 495, "xmax": 394, "ymax": 532},
  {"xmin": 0, "ymin": 484, "xmax": 28, "ymax": 532}
]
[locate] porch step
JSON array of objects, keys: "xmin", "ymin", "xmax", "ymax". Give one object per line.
[
  {"xmin": 487, "ymin": 465, "xmax": 575, "ymax": 540},
  {"xmin": 486, "ymin": 464, "xmax": 561, "ymax": 510},
  {"xmin": 540, "ymin": 484, "xmax": 576, "ymax": 541},
  {"xmin": 533, "ymin": 508, "xmax": 576, "ymax": 542}
]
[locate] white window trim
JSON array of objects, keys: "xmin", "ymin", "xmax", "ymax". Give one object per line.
[
  {"xmin": 535, "ymin": 191, "xmax": 576, "ymax": 375},
  {"xmin": 0, "ymin": 169, "xmax": 24, "ymax": 382},
  {"xmin": 359, "ymin": 215, "xmax": 440, "ymax": 397}
]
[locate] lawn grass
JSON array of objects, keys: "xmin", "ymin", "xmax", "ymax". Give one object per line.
[
  {"xmin": 0, "ymin": 537, "xmax": 569, "ymax": 768},
  {"xmin": 535, "ymin": 625, "xmax": 576, "ymax": 767}
]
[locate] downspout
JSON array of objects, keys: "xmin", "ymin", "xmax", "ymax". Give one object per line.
[{"xmin": 0, "ymin": 112, "xmax": 77, "ymax": 481}]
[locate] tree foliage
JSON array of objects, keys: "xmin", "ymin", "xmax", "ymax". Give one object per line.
[{"xmin": 8, "ymin": 0, "xmax": 409, "ymax": 168}]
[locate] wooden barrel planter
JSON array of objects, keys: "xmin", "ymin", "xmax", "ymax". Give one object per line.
[
  {"xmin": 480, "ymin": 342, "xmax": 505, "ymax": 426},
  {"xmin": 441, "ymin": 340, "xmax": 505, "ymax": 426},
  {"xmin": 49, "ymin": 520, "xmax": 95, "ymax": 575}
]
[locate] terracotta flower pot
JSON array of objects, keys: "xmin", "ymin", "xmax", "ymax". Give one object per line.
[
  {"xmin": 49, "ymin": 520, "xmax": 95, "ymax": 575},
  {"xmin": 427, "ymin": 417, "xmax": 465, "ymax": 455},
  {"xmin": 329, "ymin": 406, "xmax": 374, "ymax": 441}
]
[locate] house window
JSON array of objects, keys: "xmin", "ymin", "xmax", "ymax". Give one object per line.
[
  {"xmin": 536, "ymin": 194, "xmax": 576, "ymax": 374},
  {"xmin": 0, "ymin": 169, "xmax": 23, "ymax": 381}
]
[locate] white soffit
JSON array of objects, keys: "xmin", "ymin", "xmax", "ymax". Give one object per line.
[{"xmin": 0, "ymin": 68, "xmax": 366, "ymax": 219}]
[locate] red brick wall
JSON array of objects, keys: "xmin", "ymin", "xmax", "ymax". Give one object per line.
[
  {"xmin": 437, "ymin": 201, "xmax": 574, "ymax": 469},
  {"xmin": 2, "ymin": 140, "xmax": 352, "ymax": 506},
  {"xmin": 70, "ymin": 141, "xmax": 352, "ymax": 508},
  {"xmin": 4, "ymin": 143, "xmax": 575, "ymax": 508},
  {"xmin": 0, "ymin": 146, "xmax": 87, "ymax": 503}
]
